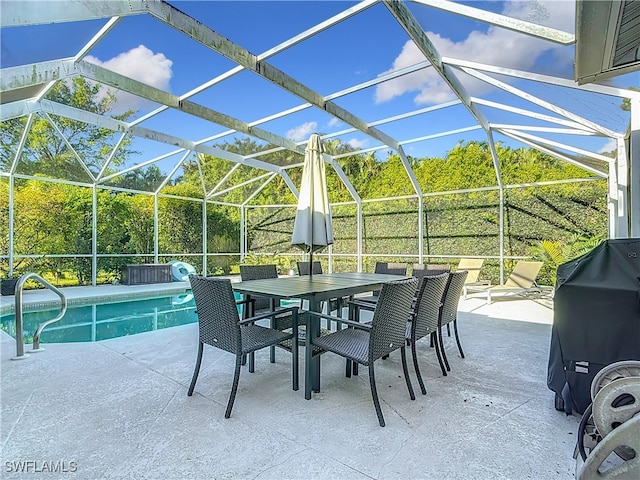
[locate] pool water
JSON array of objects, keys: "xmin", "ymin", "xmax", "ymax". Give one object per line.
[
  {"xmin": 1, "ymin": 293, "xmax": 302, "ymax": 344},
  {"xmin": 1, "ymin": 293, "xmax": 201, "ymax": 344}
]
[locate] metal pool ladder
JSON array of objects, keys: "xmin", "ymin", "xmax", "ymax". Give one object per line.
[{"xmin": 11, "ymin": 273, "xmax": 67, "ymax": 360}]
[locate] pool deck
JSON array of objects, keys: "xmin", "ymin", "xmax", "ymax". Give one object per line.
[
  {"xmin": 1, "ymin": 285, "xmax": 581, "ymax": 479},
  {"xmin": 0, "ymin": 281, "xmax": 193, "ymax": 314}
]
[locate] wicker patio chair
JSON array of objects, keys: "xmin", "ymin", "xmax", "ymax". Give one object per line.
[
  {"xmin": 239, "ymin": 264, "xmax": 284, "ymax": 364},
  {"xmin": 187, "ymin": 275, "xmax": 299, "ymax": 418},
  {"xmin": 375, "ymin": 261, "xmax": 408, "ymax": 276},
  {"xmin": 239, "ymin": 264, "xmax": 280, "ymax": 315},
  {"xmin": 408, "ymin": 272, "xmax": 450, "ymax": 392},
  {"xmin": 411, "ymin": 263, "xmax": 453, "ymax": 337},
  {"xmin": 357, "ymin": 261, "xmax": 408, "ymax": 305},
  {"xmin": 298, "ymin": 261, "xmax": 349, "ymax": 322},
  {"xmin": 296, "ymin": 261, "xmax": 323, "ymax": 276},
  {"xmin": 307, "ymin": 277, "xmax": 418, "ymax": 427},
  {"xmin": 437, "ymin": 270, "xmax": 468, "ymax": 374},
  {"xmin": 411, "ymin": 263, "xmax": 451, "ymax": 281},
  {"xmin": 350, "ymin": 272, "xmax": 449, "ymax": 387}
]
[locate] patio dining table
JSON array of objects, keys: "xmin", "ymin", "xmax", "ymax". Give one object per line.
[{"xmin": 233, "ymin": 272, "xmax": 409, "ymax": 399}]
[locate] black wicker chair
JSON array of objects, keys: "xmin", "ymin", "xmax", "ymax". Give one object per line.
[
  {"xmin": 187, "ymin": 275, "xmax": 299, "ymax": 419},
  {"xmin": 411, "ymin": 263, "xmax": 451, "ymax": 282},
  {"xmin": 375, "ymin": 262, "xmax": 409, "ymax": 276},
  {"xmin": 411, "ymin": 263, "xmax": 453, "ymax": 337},
  {"xmin": 239, "ymin": 264, "xmax": 280, "ymax": 315},
  {"xmin": 240, "ymin": 264, "xmax": 284, "ymax": 364},
  {"xmin": 307, "ymin": 277, "xmax": 418, "ymax": 427},
  {"xmin": 298, "ymin": 261, "xmax": 349, "ymax": 322},
  {"xmin": 348, "ymin": 272, "xmax": 449, "ymax": 382},
  {"xmin": 437, "ymin": 270, "xmax": 468, "ymax": 374},
  {"xmin": 408, "ymin": 272, "xmax": 449, "ymax": 391},
  {"xmin": 296, "ymin": 261, "xmax": 323, "ymax": 276},
  {"xmin": 357, "ymin": 261, "xmax": 408, "ymax": 305}
]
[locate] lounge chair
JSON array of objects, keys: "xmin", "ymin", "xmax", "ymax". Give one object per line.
[
  {"xmin": 456, "ymin": 258, "xmax": 489, "ymax": 286},
  {"xmin": 463, "ymin": 260, "xmax": 543, "ymax": 304}
]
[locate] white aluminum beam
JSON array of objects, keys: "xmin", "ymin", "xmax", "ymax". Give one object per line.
[
  {"xmin": 324, "ymin": 61, "xmax": 432, "ymax": 102},
  {"xmin": 9, "ymin": 114, "xmax": 34, "ymax": 175},
  {"xmin": 472, "ymin": 97, "xmax": 597, "ymax": 132},
  {"xmin": 630, "ymin": 99, "xmax": 640, "ymax": 237},
  {"xmin": 209, "ymin": 172, "xmax": 273, "ymax": 199},
  {"xmin": 500, "ymin": 128, "xmax": 614, "ymax": 164},
  {"xmin": 445, "ymin": 57, "xmax": 640, "ymax": 100},
  {"xmin": 278, "ymin": 169, "xmax": 299, "ymax": 200},
  {"xmin": 0, "ymin": 0, "xmax": 146, "ymax": 27},
  {"xmin": 144, "ymin": 0, "xmax": 402, "ymax": 156},
  {"xmin": 96, "ymin": 133, "xmax": 128, "ymax": 181},
  {"xmin": 0, "ymin": 59, "xmax": 77, "ymax": 94},
  {"xmin": 193, "ymin": 154, "xmax": 207, "ymax": 197},
  {"xmin": 458, "ymin": 65, "xmax": 621, "ymax": 138},
  {"xmin": 76, "ymin": 60, "xmax": 308, "ymax": 155},
  {"xmin": 369, "ymin": 100, "xmax": 462, "ymax": 127},
  {"xmin": 242, "ymin": 100, "xmax": 463, "ymax": 161},
  {"xmin": 43, "ymin": 112, "xmax": 97, "ymax": 182},
  {"xmin": 399, "ymin": 125, "xmax": 482, "ymax": 147},
  {"xmin": 610, "ymin": 138, "xmax": 629, "ymax": 238},
  {"xmin": 488, "ymin": 124, "xmax": 596, "ymax": 136},
  {"xmin": 129, "ymin": 0, "xmax": 379, "ymax": 130},
  {"xmin": 498, "ymin": 129, "xmax": 608, "ymax": 177},
  {"xmin": 27, "ymin": 99, "xmax": 282, "ymax": 174},
  {"xmin": 410, "ymin": 0, "xmax": 574, "ymax": 45},
  {"xmin": 2, "ymin": 59, "xmax": 311, "ymax": 165},
  {"xmin": 207, "ymin": 163, "xmax": 242, "ymax": 198},
  {"xmin": 76, "ymin": 17, "xmax": 122, "ymax": 62},
  {"xmin": 155, "ymin": 151, "xmax": 193, "ymax": 194},
  {"xmin": 242, "ymin": 173, "xmax": 279, "ymax": 207},
  {"xmin": 486, "ymin": 129, "xmax": 505, "ymax": 281},
  {"xmin": 0, "ymin": 100, "xmax": 31, "ymax": 121},
  {"xmin": 383, "ymin": 0, "xmax": 490, "ymax": 133}
]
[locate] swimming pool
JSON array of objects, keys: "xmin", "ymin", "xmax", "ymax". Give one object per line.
[
  {"xmin": 1, "ymin": 293, "xmax": 200, "ymax": 344},
  {"xmin": 1, "ymin": 293, "xmax": 302, "ymax": 344}
]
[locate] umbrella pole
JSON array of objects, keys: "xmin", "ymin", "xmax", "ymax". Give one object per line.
[{"xmin": 309, "ymin": 152, "xmax": 314, "ymax": 279}]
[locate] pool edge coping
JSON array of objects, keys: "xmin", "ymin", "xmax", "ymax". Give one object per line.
[{"xmin": 0, "ymin": 285, "xmax": 191, "ymax": 315}]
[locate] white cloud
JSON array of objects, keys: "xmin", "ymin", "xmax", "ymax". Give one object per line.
[
  {"xmin": 598, "ymin": 138, "xmax": 617, "ymax": 154},
  {"xmin": 375, "ymin": 0, "xmax": 574, "ymax": 105},
  {"xmin": 347, "ymin": 138, "xmax": 369, "ymax": 149},
  {"xmin": 327, "ymin": 117, "xmax": 342, "ymax": 129},
  {"xmin": 85, "ymin": 45, "xmax": 173, "ymax": 112},
  {"xmin": 287, "ymin": 121, "xmax": 317, "ymax": 141}
]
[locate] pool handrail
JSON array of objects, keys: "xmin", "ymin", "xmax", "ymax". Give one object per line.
[{"xmin": 12, "ymin": 272, "xmax": 67, "ymax": 360}]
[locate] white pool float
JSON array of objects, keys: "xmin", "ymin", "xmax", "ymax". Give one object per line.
[
  {"xmin": 171, "ymin": 293, "xmax": 194, "ymax": 305},
  {"xmin": 167, "ymin": 260, "xmax": 196, "ymax": 282}
]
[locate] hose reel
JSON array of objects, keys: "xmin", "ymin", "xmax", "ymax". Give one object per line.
[{"xmin": 576, "ymin": 361, "xmax": 640, "ymax": 480}]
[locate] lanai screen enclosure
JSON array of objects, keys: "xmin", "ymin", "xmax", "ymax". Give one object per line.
[{"xmin": 1, "ymin": 0, "xmax": 638, "ymax": 286}]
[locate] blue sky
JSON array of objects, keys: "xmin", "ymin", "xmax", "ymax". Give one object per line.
[{"xmin": 2, "ymin": 0, "xmax": 638, "ymax": 177}]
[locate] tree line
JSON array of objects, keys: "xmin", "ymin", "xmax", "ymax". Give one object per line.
[{"xmin": 0, "ymin": 78, "xmax": 608, "ymax": 286}]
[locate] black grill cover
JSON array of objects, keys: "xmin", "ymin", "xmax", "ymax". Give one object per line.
[{"xmin": 547, "ymin": 238, "xmax": 640, "ymax": 415}]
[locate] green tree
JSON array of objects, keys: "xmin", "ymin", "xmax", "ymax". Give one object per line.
[
  {"xmin": 621, "ymin": 86, "xmax": 640, "ymax": 111},
  {"xmin": 0, "ymin": 78, "xmax": 136, "ymax": 179}
]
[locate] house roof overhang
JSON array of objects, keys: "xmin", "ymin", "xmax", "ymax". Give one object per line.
[{"xmin": 575, "ymin": 0, "xmax": 640, "ymax": 85}]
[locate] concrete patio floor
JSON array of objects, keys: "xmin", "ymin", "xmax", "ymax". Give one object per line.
[{"xmin": 1, "ymin": 287, "xmax": 580, "ymax": 479}]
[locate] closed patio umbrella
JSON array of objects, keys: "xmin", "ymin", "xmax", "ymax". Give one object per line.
[{"xmin": 291, "ymin": 133, "xmax": 334, "ymax": 277}]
